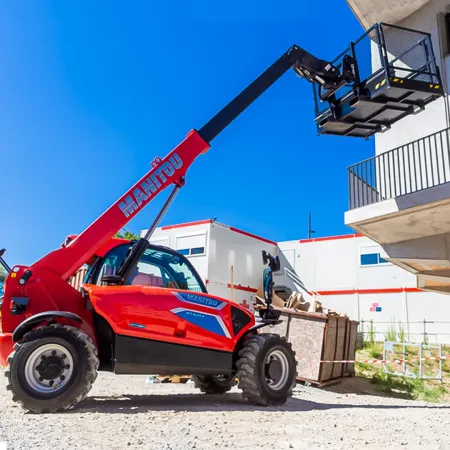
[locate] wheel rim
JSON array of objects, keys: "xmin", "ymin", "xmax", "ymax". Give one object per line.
[
  {"xmin": 24, "ymin": 344, "xmax": 74, "ymax": 394},
  {"xmin": 264, "ymin": 349, "xmax": 290, "ymax": 391}
]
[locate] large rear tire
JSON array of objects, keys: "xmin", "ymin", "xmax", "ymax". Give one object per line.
[
  {"xmin": 191, "ymin": 374, "xmax": 236, "ymax": 394},
  {"xmin": 5, "ymin": 324, "xmax": 98, "ymax": 413},
  {"xmin": 236, "ymin": 333, "xmax": 297, "ymax": 406}
]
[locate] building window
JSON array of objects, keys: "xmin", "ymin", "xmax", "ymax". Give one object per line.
[
  {"xmin": 439, "ymin": 12, "xmax": 450, "ymax": 57},
  {"xmin": 177, "ymin": 247, "xmax": 205, "ymax": 256},
  {"xmin": 176, "ymin": 233, "xmax": 207, "ymax": 257},
  {"xmin": 360, "ymin": 252, "xmax": 389, "ymax": 266},
  {"xmin": 360, "ymin": 245, "xmax": 389, "ymax": 266}
]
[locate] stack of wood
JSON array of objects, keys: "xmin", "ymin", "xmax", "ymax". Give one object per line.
[{"xmin": 254, "ymin": 286, "xmax": 347, "ymax": 318}]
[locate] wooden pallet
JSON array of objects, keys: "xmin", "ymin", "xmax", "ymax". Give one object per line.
[
  {"xmin": 295, "ymin": 376, "xmax": 342, "ymax": 388},
  {"xmin": 158, "ymin": 375, "xmax": 192, "ymax": 384}
]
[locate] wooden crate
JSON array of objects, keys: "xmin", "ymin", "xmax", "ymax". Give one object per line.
[{"xmin": 269, "ymin": 308, "xmax": 359, "ymax": 386}]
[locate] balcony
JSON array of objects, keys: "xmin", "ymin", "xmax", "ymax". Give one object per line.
[{"xmin": 345, "ymin": 127, "xmax": 450, "ymax": 293}]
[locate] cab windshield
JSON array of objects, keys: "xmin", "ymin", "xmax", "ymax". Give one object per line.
[{"xmin": 90, "ymin": 244, "xmax": 206, "ymax": 293}]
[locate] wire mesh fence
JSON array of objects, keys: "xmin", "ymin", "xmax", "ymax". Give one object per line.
[
  {"xmin": 359, "ymin": 318, "xmax": 450, "ymax": 345},
  {"xmin": 380, "ymin": 23, "xmax": 440, "ymax": 84}
]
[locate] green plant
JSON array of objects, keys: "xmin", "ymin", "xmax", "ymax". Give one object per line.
[
  {"xmin": 442, "ymin": 358, "xmax": 450, "ymax": 373},
  {"xmin": 422, "ymin": 384, "xmax": 447, "ymax": 403},
  {"xmin": 114, "ymin": 229, "xmax": 140, "ymax": 240},
  {"xmin": 362, "ymin": 341, "xmax": 383, "ymax": 359},
  {"xmin": 357, "ymin": 362, "xmax": 372, "ymax": 372},
  {"xmin": 366, "ymin": 319, "xmax": 375, "ymax": 345},
  {"xmin": 367, "ymin": 367, "xmax": 447, "ymax": 402},
  {"xmin": 406, "ymin": 345, "xmax": 419, "ymax": 356},
  {"xmin": 385, "ymin": 321, "xmax": 397, "ymax": 342},
  {"xmin": 398, "ymin": 321, "xmax": 406, "ymax": 343}
]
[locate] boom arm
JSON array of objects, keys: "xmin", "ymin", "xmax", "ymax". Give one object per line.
[{"xmin": 31, "ymin": 44, "xmax": 353, "ymax": 281}]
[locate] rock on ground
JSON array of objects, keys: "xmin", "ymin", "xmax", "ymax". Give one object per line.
[{"xmin": 0, "ymin": 369, "xmax": 450, "ymax": 450}]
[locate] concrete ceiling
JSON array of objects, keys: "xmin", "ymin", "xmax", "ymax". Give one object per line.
[
  {"xmin": 347, "ymin": 199, "xmax": 450, "ymax": 245},
  {"xmin": 346, "ymin": 0, "xmax": 431, "ymax": 28}
]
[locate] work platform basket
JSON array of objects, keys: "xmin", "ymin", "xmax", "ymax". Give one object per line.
[{"xmin": 313, "ymin": 23, "xmax": 445, "ymax": 139}]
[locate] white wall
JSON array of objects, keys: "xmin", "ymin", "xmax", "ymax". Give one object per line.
[
  {"xmin": 281, "ymin": 234, "xmax": 418, "ymax": 291},
  {"xmin": 208, "ymin": 222, "xmax": 278, "ymax": 308},
  {"xmin": 278, "ymin": 234, "xmax": 450, "ymax": 344}
]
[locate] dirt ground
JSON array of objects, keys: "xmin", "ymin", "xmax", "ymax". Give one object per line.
[{"xmin": 1, "ymin": 370, "xmax": 450, "ymax": 450}]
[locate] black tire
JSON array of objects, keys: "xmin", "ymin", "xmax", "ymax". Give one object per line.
[
  {"xmin": 236, "ymin": 333, "xmax": 297, "ymax": 406},
  {"xmin": 191, "ymin": 374, "xmax": 236, "ymax": 394},
  {"xmin": 5, "ymin": 324, "xmax": 99, "ymax": 413}
]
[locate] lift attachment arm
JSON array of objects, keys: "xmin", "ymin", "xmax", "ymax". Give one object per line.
[{"xmin": 31, "ymin": 44, "xmax": 355, "ymax": 282}]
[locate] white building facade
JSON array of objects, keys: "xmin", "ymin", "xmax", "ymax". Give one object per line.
[
  {"xmin": 278, "ymin": 233, "xmax": 450, "ymax": 344},
  {"xmin": 344, "ymin": 0, "xmax": 450, "ymax": 295}
]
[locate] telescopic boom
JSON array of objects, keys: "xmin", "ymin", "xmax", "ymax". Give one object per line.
[{"xmin": 31, "ymin": 44, "xmax": 355, "ymax": 282}]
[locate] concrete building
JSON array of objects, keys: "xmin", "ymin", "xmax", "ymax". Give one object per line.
[
  {"xmin": 141, "ymin": 219, "xmax": 450, "ymax": 344},
  {"xmin": 344, "ymin": 0, "xmax": 450, "ymax": 295},
  {"xmin": 278, "ymin": 233, "xmax": 450, "ymax": 344}
]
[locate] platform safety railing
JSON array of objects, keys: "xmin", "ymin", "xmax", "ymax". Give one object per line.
[
  {"xmin": 348, "ymin": 127, "xmax": 450, "ymax": 210},
  {"xmin": 313, "ymin": 22, "xmax": 441, "ymax": 119}
]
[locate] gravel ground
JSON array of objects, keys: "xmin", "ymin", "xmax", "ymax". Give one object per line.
[{"xmin": 1, "ymin": 369, "xmax": 450, "ymax": 450}]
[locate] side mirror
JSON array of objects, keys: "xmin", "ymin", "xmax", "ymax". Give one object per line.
[
  {"xmin": 0, "ymin": 249, "xmax": 5, "ymax": 258},
  {"xmin": 261, "ymin": 250, "xmax": 280, "ymax": 272},
  {"xmin": 273, "ymin": 255, "xmax": 281, "ymax": 272},
  {"xmin": 101, "ymin": 275, "xmax": 124, "ymax": 285},
  {"xmin": 262, "ymin": 250, "xmax": 268, "ymax": 265}
]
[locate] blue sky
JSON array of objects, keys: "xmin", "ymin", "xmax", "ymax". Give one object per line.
[{"xmin": 1, "ymin": 1, "xmax": 374, "ymax": 267}]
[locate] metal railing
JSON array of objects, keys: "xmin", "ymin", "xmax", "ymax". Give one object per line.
[
  {"xmin": 313, "ymin": 22, "xmax": 441, "ymax": 117},
  {"xmin": 348, "ymin": 127, "xmax": 450, "ymax": 209},
  {"xmin": 383, "ymin": 341, "xmax": 443, "ymax": 381}
]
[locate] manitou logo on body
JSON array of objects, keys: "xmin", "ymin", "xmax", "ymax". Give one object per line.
[{"xmin": 119, "ymin": 154, "xmax": 183, "ymax": 218}]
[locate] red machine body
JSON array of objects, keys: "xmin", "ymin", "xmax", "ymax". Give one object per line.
[{"xmin": 87, "ymin": 285, "xmax": 244, "ymax": 352}]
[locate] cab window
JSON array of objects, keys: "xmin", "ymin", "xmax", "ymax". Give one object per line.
[{"xmin": 92, "ymin": 244, "xmax": 206, "ymax": 293}]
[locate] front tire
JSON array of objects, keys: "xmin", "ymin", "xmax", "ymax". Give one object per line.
[
  {"xmin": 5, "ymin": 324, "xmax": 98, "ymax": 413},
  {"xmin": 236, "ymin": 333, "xmax": 297, "ymax": 406},
  {"xmin": 192, "ymin": 374, "xmax": 236, "ymax": 394}
]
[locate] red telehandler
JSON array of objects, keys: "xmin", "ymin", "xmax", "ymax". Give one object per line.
[{"xmin": 0, "ymin": 24, "xmax": 444, "ymax": 413}]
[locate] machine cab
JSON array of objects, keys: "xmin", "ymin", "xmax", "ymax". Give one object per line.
[{"xmin": 81, "ymin": 241, "xmax": 246, "ymax": 374}]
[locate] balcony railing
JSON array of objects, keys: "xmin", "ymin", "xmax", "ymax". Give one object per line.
[{"xmin": 348, "ymin": 127, "xmax": 450, "ymax": 210}]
